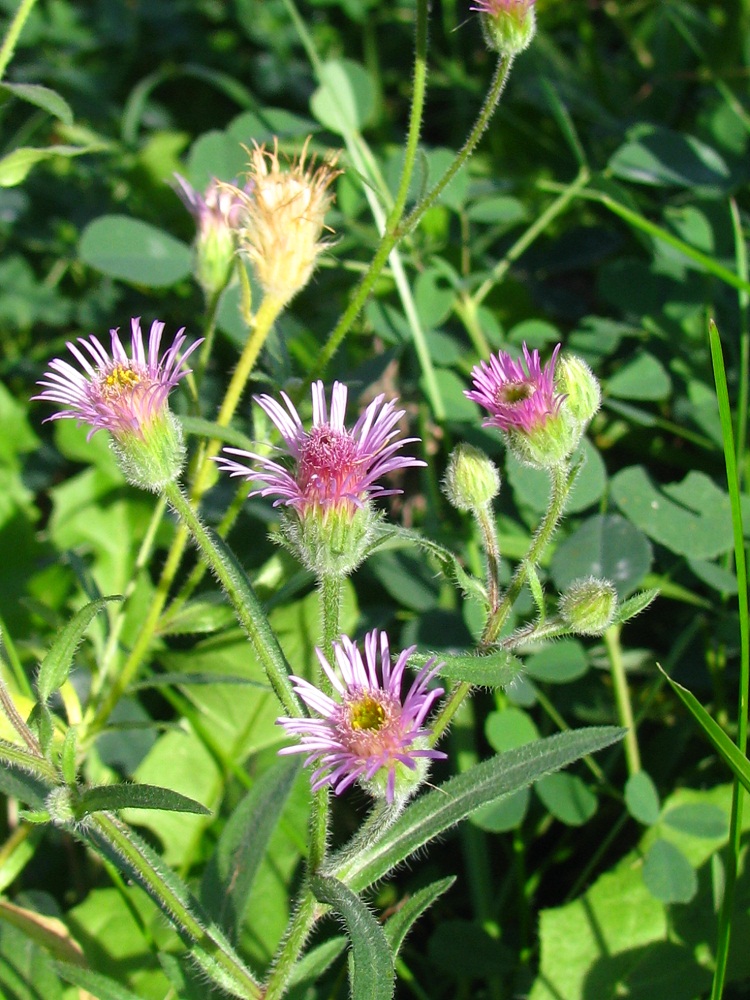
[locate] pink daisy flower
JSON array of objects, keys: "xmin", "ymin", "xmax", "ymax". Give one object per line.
[
  {"xmin": 465, "ymin": 343, "xmax": 565, "ymax": 435},
  {"xmin": 277, "ymin": 630, "xmax": 446, "ymax": 803},
  {"xmin": 33, "ymin": 318, "xmax": 202, "ymax": 441},
  {"xmin": 216, "ymin": 380, "xmax": 425, "ymax": 514}
]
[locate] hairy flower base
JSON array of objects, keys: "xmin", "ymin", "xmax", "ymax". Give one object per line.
[
  {"xmin": 278, "ymin": 630, "xmax": 445, "ymax": 804},
  {"xmin": 466, "ymin": 343, "xmax": 580, "ymax": 468},
  {"xmin": 33, "ymin": 318, "xmax": 201, "ymax": 490},
  {"xmin": 216, "ymin": 380, "xmax": 425, "ymax": 575}
]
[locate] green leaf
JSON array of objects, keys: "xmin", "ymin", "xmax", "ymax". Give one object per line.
[
  {"xmin": 79, "ymin": 215, "xmax": 192, "ymax": 287},
  {"xmin": 311, "ymin": 59, "xmax": 377, "ymax": 135},
  {"xmin": 550, "ymin": 513, "xmax": 653, "ymax": 598},
  {"xmin": 525, "ymin": 639, "xmax": 589, "ymax": 684},
  {"xmin": 642, "ymin": 839, "xmax": 697, "ymax": 904},
  {"xmin": 485, "ymin": 707, "xmax": 539, "ymax": 753},
  {"xmin": 611, "ymin": 467, "xmax": 741, "ymax": 560},
  {"xmin": 53, "ymin": 963, "xmax": 144, "ymax": 1000},
  {"xmin": 608, "ymin": 125, "xmax": 730, "ymax": 190},
  {"xmin": 536, "ymin": 773, "xmax": 597, "ymax": 827},
  {"xmin": 311, "ymin": 876, "xmax": 395, "ymax": 1000},
  {"xmin": 662, "ymin": 803, "xmax": 728, "ymax": 840},
  {"xmin": 76, "ymin": 782, "xmax": 210, "ymax": 818},
  {"xmin": 36, "ymin": 595, "xmax": 122, "ymax": 703},
  {"xmin": 131, "ymin": 671, "xmax": 268, "ymax": 690},
  {"xmin": 201, "ymin": 758, "xmax": 300, "ymax": 940},
  {"xmin": 0, "ymin": 144, "xmax": 100, "ymax": 187},
  {"xmin": 625, "ymin": 771, "xmax": 661, "ymax": 825},
  {"xmin": 383, "ymin": 876, "xmax": 455, "ymax": 957},
  {"xmin": 607, "ymin": 351, "xmax": 672, "ymax": 401},
  {"xmin": 658, "ymin": 666, "xmax": 750, "ymax": 795},
  {"xmin": 178, "ymin": 414, "xmax": 255, "ymax": 452},
  {"xmin": 337, "ymin": 727, "xmax": 625, "ymax": 891},
  {"xmin": 614, "ymin": 588, "xmax": 659, "ymax": 625},
  {"xmin": 0, "ymin": 82, "xmax": 74, "ymax": 124}
]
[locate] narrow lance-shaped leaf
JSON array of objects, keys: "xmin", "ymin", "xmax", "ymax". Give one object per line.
[
  {"xmin": 383, "ymin": 876, "xmax": 456, "ymax": 956},
  {"xmin": 37, "ymin": 596, "xmax": 122, "ymax": 704},
  {"xmin": 75, "ymin": 782, "xmax": 211, "ymax": 819},
  {"xmin": 53, "ymin": 963, "xmax": 145, "ymax": 1000},
  {"xmin": 312, "ymin": 875, "xmax": 395, "ymax": 1000},
  {"xmin": 333, "ymin": 726, "xmax": 625, "ymax": 892},
  {"xmin": 201, "ymin": 758, "xmax": 301, "ymax": 940}
]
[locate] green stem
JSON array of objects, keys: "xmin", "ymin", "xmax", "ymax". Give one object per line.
[
  {"xmin": 90, "ymin": 814, "xmax": 261, "ymax": 1000},
  {"xmin": 0, "ymin": 0, "xmax": 39, "ymax": 83},
  {"xmin": 161, "ymin": 481, "xmax": 300, "ymax": 718},
  {"xmin": 86, "ymin": 296, "xmax": 282, "ymax": 737},
  {"xmin": 473, "ymin": 168, "xmax": 590, "ymax": 307},
  {"xmin": 264, "ymin": 890, "xmax": 320, "ymax": 1000},
  {"xmin": 475, "ymin": 503, "xmax": 501, "ymax": 614},
  {"xmin": 0, "ymin": 677, "xmax": 41, "ymax": 756},
  {"xmin": 314, "ymin": 54, "xmax": 512, "ymax": 377},
  {"xmin": 320, "ymin": 574, "xmax": 343, "ymax": 665},
  {"xmin": 398, "ymin": 55, "xmax": 513, "ymax": 240},
  {"xmin": 605, "ymin": 624, "xmax": 640, "ymax": 775},
  {"xmin": 483, "ymin": 462, "xmax": 573, "ymax": 646},
  {"xmin": 430, "ymin": 463, "xmax": 574, "ymax": 745}
]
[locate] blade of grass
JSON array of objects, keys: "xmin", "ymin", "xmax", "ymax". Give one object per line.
[{"xmin": 707, "ymin": 320, "xmax": 749, "ymax": 1000}]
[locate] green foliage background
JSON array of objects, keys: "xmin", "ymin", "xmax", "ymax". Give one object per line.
[{"xmin": 0, "ymin": 0, "xmax": 749, "ymax": 997}]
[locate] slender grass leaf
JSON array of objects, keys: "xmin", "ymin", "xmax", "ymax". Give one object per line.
[
  {"xmin": 76, "ymin": 782, "xmax": 210, "ymax": 818},
  {"xmin": 311, "ymin": 876, "xmax": 395, "ymax": 1000},
  {"xmin": 658, "ymin": 666, "xmax": 750, "ymax": 795},
  {"xmin": 383, "ymin": 876, "xmax": 455, "ymax": 956},
  {"xmin": 201, "ymin": 758, "xmax": 300, "ymax": 940},
  {"xmin": 0, "ymin": 83, "xmax": 74, "ymax": 125},
  {"xmin": 410, "ymin": 649, "xmax": 522, "ymax": 688},
  {"xmin": 53, "ymin": 962, "xmax": 146, "ymax": 1000},
  {"xmin": 37, "ymin": 595, "xmax": 122, "ymax": 703},
  {"xmin": 335, "ymin": 727, "xmax": 625, "ymax": 892}
]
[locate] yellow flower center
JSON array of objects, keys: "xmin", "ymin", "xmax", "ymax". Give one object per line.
[
  {"xmin": 102, "ymin": 365, "xmax": 141, "ymax": 398},
  {"xmin": 349, "ymin": 695, "xmax": 386, "ymax": 732},
  {"xmin": 496, "ymin": 380, "xmax": 533, "ymax": 406}
]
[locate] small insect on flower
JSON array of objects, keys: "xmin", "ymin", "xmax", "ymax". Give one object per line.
[
  {"xmin": 277, "ymin": 630, "xmax": 446, "ymax": 804},
  {"xmin": 215, "ymin": 380, "xmax": 426, "ymax": 575},
  {"xmin": 33, "ymin": 318, "xmax": 202, "ymax": 491}
]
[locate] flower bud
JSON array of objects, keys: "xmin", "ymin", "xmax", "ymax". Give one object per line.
[
  {"xmin": 555, "ymin": 354, "xmax": 601, "ymax": 430},
  {"xmin": 472, "ymin": 0, "xmax": 537, "ymax": 57},
  {"xmin": 443, "ymin": 444, "xmax": 501, "ymax": 512},
  {"xmin": 559, "ymin": 577, "xmax": 617, "ymax": 636},
  {"xmin": 174, "ymin": 175, "xmax": 245, "ymax": 298}
]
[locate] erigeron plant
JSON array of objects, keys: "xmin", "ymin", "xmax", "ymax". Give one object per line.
[{"xmin": 0, "ymin": 4, "xmax": 661, "ymax": 998}]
